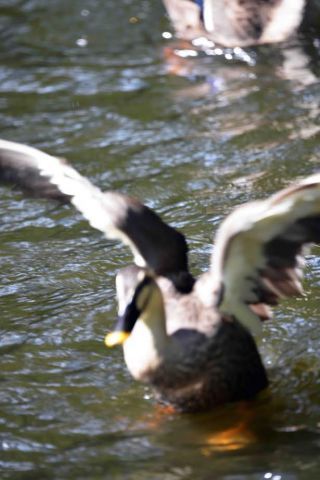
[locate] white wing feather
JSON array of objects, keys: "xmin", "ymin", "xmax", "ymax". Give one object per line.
[
  {"xmin": 212, "ymin": 174, "xmax": 320, "ymax": 335},
  {"xmin": 0, "ymin": 139, "xmax": 191, "ymax": 285}
]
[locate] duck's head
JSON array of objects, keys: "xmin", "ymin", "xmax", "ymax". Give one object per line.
[{"xmin": 105, "ymin": 266, "xmax": 158, "ymax": 347}]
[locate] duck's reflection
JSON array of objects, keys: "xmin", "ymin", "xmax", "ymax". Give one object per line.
[
  {"xmin": 160, "ymin": 0, "xmax": 319, "ymax": 99},
  {"xmin": 163, "ymin": 36, "xmax": 317, "ymax": 100}
]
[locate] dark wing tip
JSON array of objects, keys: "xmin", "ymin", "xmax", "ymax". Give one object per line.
[
  {"xmin": 0, "ymin": 140, "xmax": 194, "ymax": 291},
  {"xmin": 113, "ymin": 196, "xmax": 194, "ymax": 291},
  {"xmin": 0, "ymin": 146, "xmax": 71, "ymax": 202}
]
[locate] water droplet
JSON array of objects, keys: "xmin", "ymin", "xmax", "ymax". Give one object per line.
[
  {"xmin": 162, "ymin": 31, "xmax": 173, "ymax": 39},
  {"xmin": 192, "ymin": 36, "xmax": 214, "ymax": 48},
  {"xmin": 76, "ymin": 38, "xmax": 88, "ymax": 48},
  {"xmin": 129, "ymin": 16, "xmax": 139, "ymax": 24},
  {"xmin": 174, "ymin": 49, "xmax": 198, "ymax": 58}
]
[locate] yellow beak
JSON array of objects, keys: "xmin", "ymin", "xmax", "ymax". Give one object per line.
[{"xmin": 105, "ymin": 331, "xmax": 130, "ymax": 347}]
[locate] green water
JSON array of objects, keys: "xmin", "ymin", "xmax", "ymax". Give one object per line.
[{"xmin": 0, "ymin": 1, "xmax": 320, "ymax": 479}]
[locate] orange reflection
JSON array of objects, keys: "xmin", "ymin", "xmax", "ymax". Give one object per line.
[
  {"xmin": 201, "ymin": 420, "xmax": 256, "ymax": 454},
  {"xmin": 201, "ymin": 402, "xmax": 257, "ymax": 454}
]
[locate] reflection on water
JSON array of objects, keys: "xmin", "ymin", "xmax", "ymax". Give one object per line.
[{"xmin": 0, "ymin": 0, "xmax": 320, "ymax": 479}]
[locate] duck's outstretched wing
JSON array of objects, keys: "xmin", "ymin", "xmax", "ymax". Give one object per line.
[
  {"xmin": 211, "ymin": 174, "xmax": 320, "ymax": 334},
  {"xmin": 0, "ymin": 139, "xmax": 193, "ymax": 291}
]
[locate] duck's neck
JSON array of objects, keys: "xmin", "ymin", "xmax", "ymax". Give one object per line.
[
  {"xmin": 141, "ymin": 300, "xmax": 168, "ymax": 352},
  {"xmin": 123, "ymin": 286, "xmax": 169, "ymax": 381}
]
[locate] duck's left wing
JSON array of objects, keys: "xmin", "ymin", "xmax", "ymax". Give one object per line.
[
  {"xmin": 0, "ymin": 139, "xmax": 192, "ymax": 289},
  {"xmin": 211, "ymin": 174, "xmax": 320, "ymax": 335}
]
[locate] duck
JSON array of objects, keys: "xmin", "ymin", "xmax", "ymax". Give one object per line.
[
  {"xmin": 162, "ymin": 0, "xmax": 307, "ymax": 47},
  {"xmin": 0, "ymin": 138, "xmax": 319, "ymax": 412}
]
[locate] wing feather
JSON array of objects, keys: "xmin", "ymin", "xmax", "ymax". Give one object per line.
[
  {"xmin": 211, "ymin": 174, "xmax": 320, "ymax": 334},
  {"xmin": 0, "ymin": 139, "xmax": 193, "ymax": 291}
]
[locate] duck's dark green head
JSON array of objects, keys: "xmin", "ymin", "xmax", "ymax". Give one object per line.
[{"xmin": 105, "ymin": 266, "xmax": 155, "ymax": 347}]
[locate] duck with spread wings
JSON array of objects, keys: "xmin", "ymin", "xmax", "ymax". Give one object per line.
[{"xmin": 0, "ymin": 139, "xmax": 319, "ymax": 412}]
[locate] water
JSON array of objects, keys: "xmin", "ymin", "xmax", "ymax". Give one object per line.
[{"xmin": 0, "ymin": 1, "xmax": 320, "ymax": 478}]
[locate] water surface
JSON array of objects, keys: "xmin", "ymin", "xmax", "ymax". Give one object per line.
[{"xmin": 0, "ymin": 1, "xmax": 320, "ymax": 479}]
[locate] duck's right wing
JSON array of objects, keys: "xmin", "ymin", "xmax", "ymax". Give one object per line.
[
  {"xmin": 0, "ymin": 139, "xmax": 192, "ymax": 289},
  {"xmin": 211, "ymin": 173, "xmax": 320, "ymax": 335}
]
